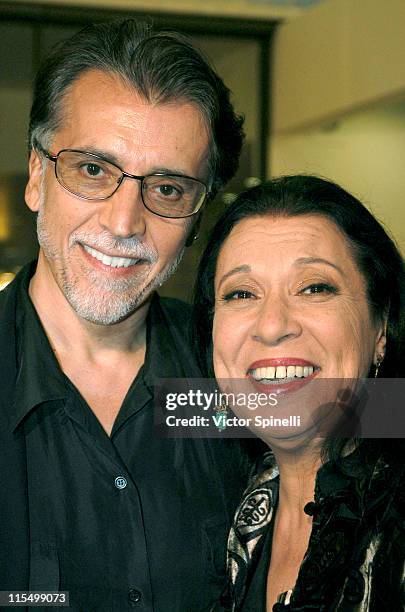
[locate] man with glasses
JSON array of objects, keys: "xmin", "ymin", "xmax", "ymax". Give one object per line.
[{"xmin": 0, "ymin": 19, "xmax": 245, "ymax": 611}]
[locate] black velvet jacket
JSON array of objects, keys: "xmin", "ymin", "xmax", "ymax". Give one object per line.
[{"xmin": 217, "ymin": 442, "xmax": 404, "ymax": 612}]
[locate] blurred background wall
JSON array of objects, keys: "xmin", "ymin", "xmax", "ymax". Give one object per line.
[
  {"xmin": 271, "ymin": 0, "xmax": 405, "ymax": 258},
  {"xmin": 0, "ymin": 0, "xmax": 404, "ymax": 298}
]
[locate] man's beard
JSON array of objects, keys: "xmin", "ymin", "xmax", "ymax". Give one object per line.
[{"xmin": 36, "ymin": 194, "xmax": 185, "ymax": 325}]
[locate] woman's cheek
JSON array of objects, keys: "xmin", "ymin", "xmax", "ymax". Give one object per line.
[
  {"xmin": 337, "ymin": 301, "xmax": 377, "ymax": 378},
  {"xmin": 213, "ymin": 313, "xmax": 235, "ymax": 379}
]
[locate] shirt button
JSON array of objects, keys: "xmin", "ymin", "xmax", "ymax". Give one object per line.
[
  {"xmin": 128, "ymin": 589, "xmax": 142, "ymax": 604},
  {"xmin": 114, "ymin": 476, "xmax": 127, "ymax": 489}
]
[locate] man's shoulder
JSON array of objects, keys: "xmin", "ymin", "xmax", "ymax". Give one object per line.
[
  {"xmin": 0, "ymin": 263, "xmax": 34, "ymax": 364},
  {"xmin": 0, "ymin": 262, "xmax": 33, "ymax": 322},
  {"xmin": 0, "ymin": 275, "xmax": 21, "ymax": 404},
  {"xmin": 0, "ymin": 274, "xmax": 19, "ymax": 324}
]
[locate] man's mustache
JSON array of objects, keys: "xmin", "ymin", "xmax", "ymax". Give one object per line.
[{"xmin": 69, "ymin": 230, "xmax": 158, "ymax": 263}]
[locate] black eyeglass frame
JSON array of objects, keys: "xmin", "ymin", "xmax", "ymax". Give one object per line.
[{"xmin": 37, "ymin": 146, "xmax": 210, "ymax": 219}]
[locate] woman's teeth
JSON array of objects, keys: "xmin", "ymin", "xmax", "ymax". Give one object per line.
[{"xmin": 250, "ymin": 365, "xmax": 315, "ymax": 382}]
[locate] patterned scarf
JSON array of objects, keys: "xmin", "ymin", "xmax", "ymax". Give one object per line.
[{"xmin": 224, "ymin": 452, "xmax": 279, "ymax": 611}]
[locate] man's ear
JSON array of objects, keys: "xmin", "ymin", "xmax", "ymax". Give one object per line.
[
  {"xmin": 25, "ymin": 149, "xmax": 44, "ymax": 212},
  {"xmin": 185, "ymin": 212, "xmax": 203, "ymax": 247}
]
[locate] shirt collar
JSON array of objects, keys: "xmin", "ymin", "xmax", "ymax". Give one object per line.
[
  {"xmin": 11, "ymin": 263, "xmax": 67, "ymax": 431},
  {"xmin": 11, "ymin": 265, "xmax": 196, "ymax": 431},
  {"xmin": 112, "ymin": 293, "xmax": 197, "ymax": 433}
]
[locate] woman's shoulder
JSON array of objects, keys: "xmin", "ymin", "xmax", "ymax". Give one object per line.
[{"xmin": 304, "ymin": 441, "xmax": 404, "ymax": 610}]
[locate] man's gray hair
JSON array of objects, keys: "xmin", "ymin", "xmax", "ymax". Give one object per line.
[{"xmin": 28, "ymin": 18, "xmax": 245, "ymax": 196}]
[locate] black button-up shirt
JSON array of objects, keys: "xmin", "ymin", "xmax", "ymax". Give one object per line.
[{"xmin": 0, "ymin": 263, "xmax": 248, "ymax": 612}]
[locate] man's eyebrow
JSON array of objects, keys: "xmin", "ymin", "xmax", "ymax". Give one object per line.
[
  {"xmin": 148, "ymin": 166, "xmax": 194, "ymax": 177},
  {"xmin": 78, "ymin": 147, "xmax": 121, "ymax": 166},
  {"xmin": 217, "ymin": 265, "xmax": 251, "ymax": 290},
  {"xmin": 294, "ymin": 257, "xmax": 343, "ymax": 274},
  {"xmin": 70, "ymin": 151, "xmax": 193, "ymax": 177}
]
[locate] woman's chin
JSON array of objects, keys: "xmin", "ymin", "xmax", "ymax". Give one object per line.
[
  {"xmin": 258, "ymin": 429, "xmax": 325, "ymax": 455},
  {"xmin": 221, "ymin": 374, "xmax": 363, "ymax": 449}
]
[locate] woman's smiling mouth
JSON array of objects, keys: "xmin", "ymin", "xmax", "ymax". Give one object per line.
[{"xmin": 247, "ymin": 358, "xmax": 320, "ymax": 393}]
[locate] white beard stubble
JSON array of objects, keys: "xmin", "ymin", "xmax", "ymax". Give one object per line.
[{"xmin": 36, "ymin": 183, "xmax": 186, "ymax": 325}]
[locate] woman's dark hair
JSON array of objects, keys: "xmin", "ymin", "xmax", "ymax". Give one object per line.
[
  {"xmin": 193, "ymin": 175, "xmax": 405, "ymax": 379},
  {"xmin": 28, "ymin": 18, "xmax": 244, "ymax": 196}
]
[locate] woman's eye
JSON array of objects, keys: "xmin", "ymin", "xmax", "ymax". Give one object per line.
[
  {"xmin": 221, "ymin": 289, "xmax": 255, "ymax": 301},
  {"xmin": 300, "ymin": 283, "xmax": 337, "ymax": 295}
]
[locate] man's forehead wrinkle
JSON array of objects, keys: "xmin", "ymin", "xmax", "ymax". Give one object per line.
[
  {"xmin": 57, "ymin": 66, "xmax": 209, "ymax": 121},
  {"xmin": 47, "ymin": 67, "xmax": 211, "ymax": 189}
]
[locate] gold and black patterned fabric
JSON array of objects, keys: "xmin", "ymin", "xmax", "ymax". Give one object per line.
[{"xmin": 216, "ymin": 442, "xmax": 405, "ymax": 612}]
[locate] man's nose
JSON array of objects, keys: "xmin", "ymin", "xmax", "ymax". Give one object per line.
[
  {"xmin": 97, "ymin": 177, "xmax": 146, "ymax": 238},
  {"xmin": 251, "ymin": 294, "xmax": 302, "ymax": 346}
]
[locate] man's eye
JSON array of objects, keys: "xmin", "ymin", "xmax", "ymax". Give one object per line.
[
  {"xmin": 222, "ymin": 290, "xmax": 255, "ymax": 301},
  {"xmin": 152, "ymin": 183, "xmax": 183, "ymax": 200},
  {"xmin": 81, "ymin": 163, "xmax": 104, "ymax": 177},
  {"xmin": 301, "ymin": 283, "xmax": 337, "ymax": 295}
]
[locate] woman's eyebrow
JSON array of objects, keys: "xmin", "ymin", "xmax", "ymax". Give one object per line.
[
  {"xmin": 217, "ymin": 258, "xmax": 343, "ymax": 291},
  {"xmin": 294, "ymin": 257, "xmax": 343, "ymax": 275},
  {"xmin": 217, "ymin": 265, "xmax": 251, "ymax": 290}
]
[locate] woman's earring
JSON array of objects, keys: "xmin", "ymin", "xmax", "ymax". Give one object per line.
[
  {"xmin": 213, "ymin": 399, "xmax": 228, "ymax": 431},
  {"xmin": 185, "ymin": 233, "xmax": 199, "ymax": 247},
  {"xmin": 374, "ymin": 355, "xmax": 384, "ymax": 378}
]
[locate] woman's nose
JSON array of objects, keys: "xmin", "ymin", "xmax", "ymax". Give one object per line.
[{"xmin": 251, "ymin": 294, "xmax": 302, "ymax": 346}]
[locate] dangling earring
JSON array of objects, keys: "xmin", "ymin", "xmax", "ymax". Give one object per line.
[
  {"xmin": 213, "ymin": 399, "xmax": 228, "ymax": 431},
  {"xmin": 374, "ymin": 355, "xmax": 384, "ymax": 378}
]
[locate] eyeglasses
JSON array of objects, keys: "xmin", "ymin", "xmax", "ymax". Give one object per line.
[{"xmin": 38, "ymin": 147, "xmax": 209, "ymax": 219}]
